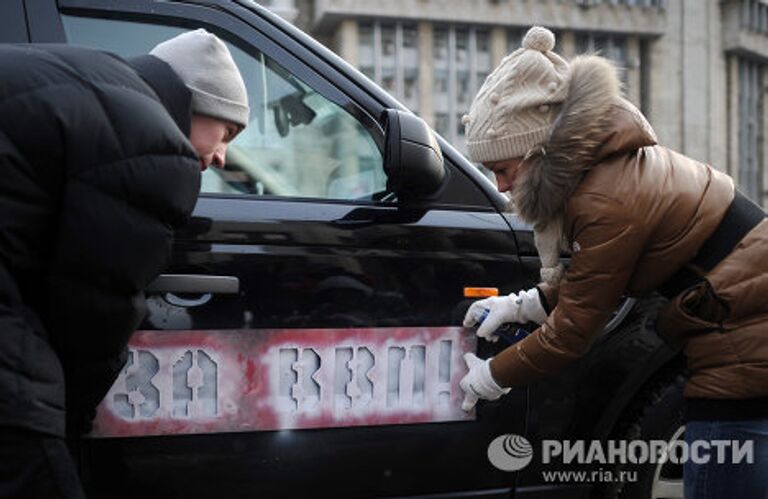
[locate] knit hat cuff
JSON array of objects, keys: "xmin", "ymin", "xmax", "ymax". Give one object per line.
[
  {"xmin": 467, "ymin": 125, "xmax": 551, "ymax": 163},
  {"xmin": 190, "ymin": 86, "xmax": 250, "ymax": 128}
]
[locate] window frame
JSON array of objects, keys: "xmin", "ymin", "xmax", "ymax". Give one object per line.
[
  {"xmin": 52, "ymin": 0, "xmax": 507, "ymax": 212},
  {"xmin": 57, "ymin": 0, "xmax": 388, "ymax": 206}
]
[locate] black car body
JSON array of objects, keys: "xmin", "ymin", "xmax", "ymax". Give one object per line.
[{"xmin": 2, "ymin": 1, "xmax": 682, "ymax": 498}]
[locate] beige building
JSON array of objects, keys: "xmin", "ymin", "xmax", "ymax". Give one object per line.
[{"xmin": 264, "ymin": 0, "xmax": 768, "ymax": 207}]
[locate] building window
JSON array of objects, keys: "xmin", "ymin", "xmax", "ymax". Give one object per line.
[
  {"xmin": 380, "ymin": 23, "xmax": 397, "ymax": 95},
  {"xmin": 508, "ymin": 28, "xmax": 524, "ymax": 54},
  {"xmin": 434, "ymin": 112, "xmax": 450, "ymax": 138},
  {"xmin": 402, "ymin": 24, "xmax": 420, "ymax": 110},
  {"xmin": 432, "ymin": 25, "xmax": 493, "ymax": 149},
  {"xmin": 574, "ymin": 0, "xmax": 665, "ymax": 6},
  {"xmin": 358, "ymin": 22, "xmax": 375, "ymax": 80},
  {"xmin": 576, "ymin": 33, "xmax": 627, "ymax": 62},
  {"xmin": 357, "ymin": 21, "xmax": 420, "ymax": 112},
  {"xmin": 455, "ymin": 29, "xmax": 471, "ymax": 113},
  {"xmin": 476, "ymin": 29, "xmax": 491, "ymax": 81},
  {"xmin": 639, "ymin": 38, "xmax": 652, "ymax": 117},
  {"xmin": 576, "ymin": 33, "xmax": 629, "ymax": 86},
  {"xmin": 741, "ymin": 0, "xmax": 768, "ymax": 34},
  {"xmin": 764, "ymin": 1, "xmax": 768, "ymax": 33},
  {"xmin": 738, "ymin": 58, "xmax": 764, "ymax": 204}
]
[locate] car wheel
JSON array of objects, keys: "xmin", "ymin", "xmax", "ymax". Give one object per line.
[
  {"xmin": 650, "ymin": 424, "xmax": 685, "ymax": 499},
  {"xmin": 598, "ymin": 371, "xmax": 686, "ymax": 499}
]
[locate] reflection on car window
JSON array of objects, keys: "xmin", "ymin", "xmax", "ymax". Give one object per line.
[{"xmin": 62, "ymin": 15, "xmax": 385, "ymax": 201}]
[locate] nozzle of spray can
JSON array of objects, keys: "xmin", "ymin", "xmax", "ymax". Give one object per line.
[{"xmin": 474, "ymin": 307, "xmax": 530, "ymax": 344}]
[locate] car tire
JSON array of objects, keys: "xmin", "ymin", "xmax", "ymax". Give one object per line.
[{"xmin": 598, "ymin": 369, "xmax": 687, "ymax": 499}]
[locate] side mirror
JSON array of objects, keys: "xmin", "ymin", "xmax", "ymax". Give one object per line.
[{"xmin": 383, "ymin": 109, "xmax": 445, "ymax": 200}]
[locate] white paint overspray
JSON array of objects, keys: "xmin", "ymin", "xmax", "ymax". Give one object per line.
[
  {"xmin": 266, "ymin": 328, "xmax": 472, "ymax": 430},
  {"xmin": 355, "ymin": 347, "xmax": 375, "ymax": 407},
  {"xmin": 438, "ymin": 340, "xmax": 452, "ymax": 406},
  {"xmin": 92, "ymin": 327, "xmax": 474, "ymax": 438},
  {"xmin": 106, "ymin": 347, "xmax": 225, "ymax": 422}
]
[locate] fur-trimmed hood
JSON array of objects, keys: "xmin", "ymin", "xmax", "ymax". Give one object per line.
[
  {"xmin": 509, "ymin": 55, "xmax": 657, "ymax": 283},
  {"xmin": 511, "ymin": 56, "xmax": 657, "ymax": 231}
]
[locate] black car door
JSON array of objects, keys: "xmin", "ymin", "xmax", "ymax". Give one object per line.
[{"xmin": 40, "ymin": 1, "xmax": 534, "ymax": 497}]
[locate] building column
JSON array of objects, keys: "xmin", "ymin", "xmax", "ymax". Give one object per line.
[
  {"xmin": 727, "ymin": 54, "xmax": 740, "ymax": 181},
  {"xmin": 626, "ymin": 36, "xmax": 642, "ymax": 107},
  {"xmin": 490, "ymin": 26, "xmax": 506, "ymax": 68},
  {"xmin": 418, "ymin": 22, "xmax": 434, "ymax": 127},
  {"xmin": 337, "ymin": 19, "xmax": 358, "ymax": 66},
  {"xmin": 649, "ymin": 0, "xmax": 683, "ymax": 152},
  {"xmin": 334, "ymin": 19, "xmax": 360, "ymax": 185},
  {"xmin": 707, "ymin": 0, "xmax": 728, "ymax": 172},
  {"xmin": 680, "ymin": 0, "xmax": 711, "ymax": 162},
  {"xmin": 559, "ymin": 30, "xmax": 576, "ymax": 59},
  {"xmin": 763, "ymin": 65, "xmax": 768, "ymax": 209}
]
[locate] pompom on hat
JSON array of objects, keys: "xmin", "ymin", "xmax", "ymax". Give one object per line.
[
  {"xmin": 463, "ymin": 26, "xmax": 569, "ymax": 163},
  {"xmin": 151, "ymin": 29, "xmax": 250, "ymax": 128},
  {"xmin": 522, "ymin": 26, "xmax": 556, "ymax": 52}
]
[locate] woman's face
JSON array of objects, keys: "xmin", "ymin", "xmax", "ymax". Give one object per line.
[{"xmin": 483, "ymin": 157, "xmax": 526, "ymax": 193}]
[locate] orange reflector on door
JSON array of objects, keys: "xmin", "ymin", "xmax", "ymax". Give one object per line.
[{"xmin": 463, "ymin": 287, "xmax": 499, "ymax": 298}]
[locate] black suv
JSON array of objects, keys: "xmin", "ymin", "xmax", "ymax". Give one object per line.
[{"xmin": 3, "ymin": 2, "xmax": 685, "ymax": 498}]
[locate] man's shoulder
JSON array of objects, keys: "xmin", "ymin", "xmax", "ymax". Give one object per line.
[
  {"xmin": 5, "ymin": 43, "xmax": 124, "ymax": 69},
  {"xmin": 0, "ymin": 43, "xmax": 140, "ymax": 98}
]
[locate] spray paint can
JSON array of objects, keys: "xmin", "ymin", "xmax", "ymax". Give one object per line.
[{"xmin": 474, "ymin": 307, "xmax": 530, "ymax": 344}]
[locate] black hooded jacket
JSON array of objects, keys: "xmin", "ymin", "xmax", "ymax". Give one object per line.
[{"xmin": 0, "ymin": 44, "xmax": 201, "ymax": 437}]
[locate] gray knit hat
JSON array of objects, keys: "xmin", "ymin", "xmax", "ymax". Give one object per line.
[
  {"xmin": 151, "ymin": 29, "xmax": 250, "ymax": 128},
  {"xmin": 463, "ymin": 26, "xmax": 569, "ymax": 163}
]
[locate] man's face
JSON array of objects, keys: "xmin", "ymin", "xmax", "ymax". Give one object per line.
[
  {"xmin": 482, "ymin": 157, "xmax": 526, "ymax": 193},
  {"xmin": 190, "ymin": 115, "xmax": 241, "ymax": 171}
]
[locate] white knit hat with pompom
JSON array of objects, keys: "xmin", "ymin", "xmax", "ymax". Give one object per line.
[{"xmin": 463, "ymin": 26, "xmax": 569, "ymax": 163}]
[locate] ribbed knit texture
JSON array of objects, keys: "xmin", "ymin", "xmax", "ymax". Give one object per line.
[
  {"xmin": 464, "ymin": 26, "xmax": 570, "ymax": 163},
  {"xmin": 151, "ymin": 29, "xmax": 250, "ymax": 127}
]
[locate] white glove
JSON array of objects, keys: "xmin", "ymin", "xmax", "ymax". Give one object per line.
[
  {"xmin": 463, "ymin": 288, "xmax": 547, "ymax": 342},
  {"xmin": 459, "ymin": 353, "xmax": 510, "ymax": 411}
]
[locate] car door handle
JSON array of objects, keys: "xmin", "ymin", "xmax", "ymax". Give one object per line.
[
  {"xmin": 331, "ymin": 218, "xmax": 375, "ymax": 227},
  {"xmin": 145, "ymin": 274, "xmax": 240, "ymax": 294}
]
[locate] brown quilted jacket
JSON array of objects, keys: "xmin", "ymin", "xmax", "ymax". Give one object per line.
[{"xmin": 490, "ymin": 56, "xmax": 768, "ymax": 400}]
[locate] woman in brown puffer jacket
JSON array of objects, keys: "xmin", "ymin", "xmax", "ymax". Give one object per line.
[{"xmin": 459, "ymin": 26, "xmax": 767, "ymax": 499}]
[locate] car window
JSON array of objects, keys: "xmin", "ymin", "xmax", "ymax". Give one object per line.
[{"xmin": 62, "ymin": 15, "xmax": 385, "ymax": 201}]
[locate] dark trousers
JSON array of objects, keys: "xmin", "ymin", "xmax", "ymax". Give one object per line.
[{"xmin": 0, "ymin": 427, "xmax": 85, "ymax": 499}]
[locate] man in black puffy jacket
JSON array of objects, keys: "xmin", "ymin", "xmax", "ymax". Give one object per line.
[{"xmin": 0, "ymin": 29, "xmax": 249, "ymax": 498}]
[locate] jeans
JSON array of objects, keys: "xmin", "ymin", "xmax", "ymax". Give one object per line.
[{"xmin": 684, "ymin": 419, "xmax": 768, "ymax": 499}]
